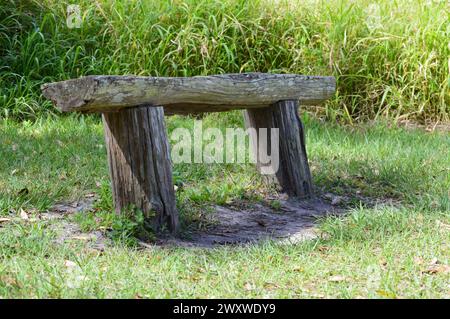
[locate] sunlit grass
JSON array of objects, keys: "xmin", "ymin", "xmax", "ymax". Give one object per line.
[{"xmin": 0, "ymin": 114, "xmax": 449, "ymax": 298}]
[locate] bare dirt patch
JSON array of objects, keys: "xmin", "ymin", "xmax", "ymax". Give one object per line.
[
  {"xmin": 153, "ymin": 196, "xmax": 345, "ymax": 248},
  {"xmin": 43, "ymin": 199, "xmax": 108, "ymax": 251},
  {"xmin": 45, "ymin": 192, "xmax": 393, "ymax": 249}
]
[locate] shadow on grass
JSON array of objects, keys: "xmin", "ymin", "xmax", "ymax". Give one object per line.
[{"xmin": 2, "ymin": 115, "xmax": 448, "ymax": 248}]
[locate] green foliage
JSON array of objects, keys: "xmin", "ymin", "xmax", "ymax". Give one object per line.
[
  {"xmin": 109, "ymin": 208, "xmax": 154, "ymax": 246},
  {"xmin": 74, "ymin": 180, "xmax": 155, "ymax": 246},
  {"xmin": 0, "ymin": 0, "xmax": 448, "ymax": 122}
]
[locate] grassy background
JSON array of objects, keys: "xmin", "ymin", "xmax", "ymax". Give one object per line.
[{"xmin": 1, "ymin": 0, "xmax": 449, "ymax": 122}]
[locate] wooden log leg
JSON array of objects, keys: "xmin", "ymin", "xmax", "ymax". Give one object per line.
[
  {"xmin": 102, "ymin": 105, "xmax": 179, "ymax": 233},
  {"xmin": 243, "ymin": 100, "xmax": 313, "ymax": 198}
]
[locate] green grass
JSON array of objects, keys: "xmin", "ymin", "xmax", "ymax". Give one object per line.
[
  {"xmin": 1, "ymin": 0, "xmax": 449, "ymax": 299},
  {"xmin": 0, "ymin": 113, "xmax": 448, "ymax": 298},
  {"xmin": 1, "ymin": 0, "xmax": 449, "ymax": 122}
]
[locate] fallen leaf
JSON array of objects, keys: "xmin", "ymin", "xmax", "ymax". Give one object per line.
[
  {"xmin": 263, "ymin": 282, "xmax": 279, "ymax": 290},
  {"xmin": 376, "ymin": 290, "xmax": 396, "ymax": 298},
  {"xmin": 0, "ymin": 275, "xmax": 18, "ymax": 287},
  {"xmin": 40, "ymin": 212, "xmax": 63, "ymax": 220},
  {"xmin": 328, "ymin": 275, "xmax": 347, "ymax": 282},
  {"xmin": 243, "ymin": 282, "xmax": 255, "ymax": 291},
  {"xmin": 71, "ymin": 235, "xmax": 92, "ymax": 241},
  {"xmin": 11, "ymin": 144, "xmax": 17, "ymax": 151},
  {"xmin": 19, "ymin": 208, "xmax": 29, "ymax": 220},
  {"xmin": 429, "ymin": 257, "xmax": 438, "ymax": 265},
  {"xmin": 0, "ymin": 217, "xmax": 11, "ymax": 223},
  {"xmin": 64, "ymin": 260, "xmax": 77, "ymax": 269},
  {"xmin": 436, "ymin": 220, "xmax": 450, "ymax": 231},
  {"xmin": 422, "ymin": 264, "xmax": 450, "ymax": 275},
  {"xmin": 318, "ymin": 246, "xmax": 330, "ymax": 252},
  {"xmin": 413, "ymin": 256, "xmax": 425, "ymax": 265}
]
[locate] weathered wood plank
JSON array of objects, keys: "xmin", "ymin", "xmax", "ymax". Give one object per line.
[
  {"xmin": 102, "ymin": 105, "xmax": 179, "ymax": 233},
  {"xmin": 244, "ymin": 100, "xmax": 313, "ymax": 198},
  {"xmin": 41, "ymin": 73, "xmax": 335, "ymax": 114}
]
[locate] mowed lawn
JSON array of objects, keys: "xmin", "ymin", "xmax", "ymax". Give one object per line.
[{"xmin": 0, "ymin": 112, "xmax": 449, "ymax": 298}]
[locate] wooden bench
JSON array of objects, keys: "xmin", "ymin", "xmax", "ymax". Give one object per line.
[{"xmin": 41, "ymin": 73, "xmax": 335, "ymax": 233}]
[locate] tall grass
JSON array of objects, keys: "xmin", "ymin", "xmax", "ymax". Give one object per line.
[{"xmin": 1, "ymin": 0, "xmax": 448, "ymax": 122}]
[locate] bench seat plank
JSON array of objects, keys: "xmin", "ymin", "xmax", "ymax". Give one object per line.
[{"xmin": 41, "ymin": 73, "xmax": 335, "ymax": 114}]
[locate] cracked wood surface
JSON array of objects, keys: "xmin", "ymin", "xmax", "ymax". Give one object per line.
[
  {"xmin": 102, "ymin": 105, "xmax": 179, "ymax": 233},
  {"xmin": 41, "ymin": 73, "xmax": 335, "ymax": 114}
]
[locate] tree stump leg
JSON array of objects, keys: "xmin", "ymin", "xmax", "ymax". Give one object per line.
[
  {"xmin": 243, "ymin": 100, "xmax": 313, "ymax": 198},
  {"xmin": 102, "ymin": 105, "xmax": 179, "ymax": 233}
]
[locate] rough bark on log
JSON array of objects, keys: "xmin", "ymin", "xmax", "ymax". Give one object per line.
[
  {"xmin": 102, "ymin": 105, "xmax": 179, "ymax": 233},
  {"xmin": 244, "ymin": 100, "xmax": 313, "ymax": 198},
  {"xmin": 41, "ymin": 73, "xmax": 336, "ymax": 114}
]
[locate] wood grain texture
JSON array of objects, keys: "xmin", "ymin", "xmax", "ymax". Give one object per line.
[
  {"xmin": 102, "ymin": 105, "xmax": 179, "ymax": 233},
  {"xmin": 41, "ymin": 73, "xmax": 335, "ymax": 114},
  {"xmin": 244, "ymin": 100, "xmax": 313, "ymax": 198}
]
